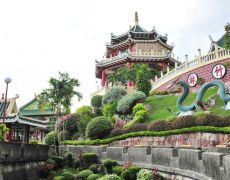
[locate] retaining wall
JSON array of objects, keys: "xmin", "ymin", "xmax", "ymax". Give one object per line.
[
  {"xmin": 0, "ymin": 142, "xmax": 49, "ymax": 180},
  {"xmin": 60, "ymin": 145, "xmax": 230, "ymax": 180}
]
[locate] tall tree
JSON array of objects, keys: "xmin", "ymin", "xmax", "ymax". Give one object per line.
[
  {"xmin": 224, "ymin": 24, "xmax": 230, "ymax": 49},
  {"xmin": 38, "ymin": 72, "xmax": 82, "ymax": 116}
]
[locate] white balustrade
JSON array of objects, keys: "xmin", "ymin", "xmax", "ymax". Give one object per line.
[{"xmin": 152, "ymin": 49, "xmax": 230, "ymax": 90}]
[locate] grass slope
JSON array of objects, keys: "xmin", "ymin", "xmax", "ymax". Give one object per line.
[{"xmin": 146, "ymin": 87, "xmax": 230, "ymax": 122}]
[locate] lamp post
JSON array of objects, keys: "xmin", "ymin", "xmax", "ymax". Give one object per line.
[{"xmin": 2, "ymin": 77, "xmax": 12, "ymax": 124}]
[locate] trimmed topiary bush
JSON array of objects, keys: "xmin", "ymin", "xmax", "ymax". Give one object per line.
[
  {"xmin": 112, "ymin": 165, "xmax": 123, "ymax": 176},
  {"xmin": 110, "ymin": 128, "xmax": 128, "ymax": 137},
  {"xmin": 77, "ymin": 105, "xmax": 94, "ymax": 116},
  {"xmin": 45, "ymin": 131, "xmax": 58, "ymax": 145},
  {"xmin": 132, "ymin": 103, "xmax": 145, "ymax": 115},
  {"xmin": 58, "ymin": 130, "xmax": 71, "ymax": 142},
  {"xmin": 137, "ymin": 169, "xmax": 153, "ymax": 180},
  {"xmin": 62, "ymin": 172, "xmax": 75, "ymax": 180},
  {"xmin": 86, "ymin": 116, "xmax": 113, "ymax": 139},
  {"xmin": 102, "ymin": 86, "xmax": 127, "ymax": 105},
  {"xmin": 148, "ymin": 120, "xmax": 171, "ymax": 131},
  {"xmin": 78, "ymin": 170, "xmax": 94, "ymax": 178},
  {"xmin": 81, "ymin": 153, "xmax": 98, "ymax": 168},
  {"xmin": 103, "ymin": 102, "xmax": 118, "ymax": 118},
  {"xmin": 127, "ymin": 123, "xmax": 148, "ymax": 133},
  {"xmin": 87, "ymin": 174, "xmax": 101, "ymax": 180},
  {"xmin": 121, "ymin": 170, "xmax": 130, "ymax": 180},
  {"xmin": 123, "ymin": 110, "xmax": 147, "ymax": 128},
  {"xmin": 128, "ymin": 166, "xmax": 141, "ymax": 180},
  {"xmin": 51, "ymin": 156, "xmax": 65, "ymax": 168},
  {"xmin": 64, "ymin": 152, "xmax": 73, "ymax": 167},
  {"xmin": 91, "ymin": 95, "xmax": 103, "ymax": 114},
  {"xmin": 171, "ymin": 115, "xmax": 197, "ymax": 129},
  {"xmin": 116, "ymin": 91, "xmax": 146, "ymax": 114},
  {"xmin": 103, "ymin": 159, "xmax": 118, "ymax": 174},
  {"xmin": 89, "ymin": 164, "xmax": 98, "ymax": 174},
  {"xmin": 196, "ymin": 114, "xmax": 226, "ymax": 127}
]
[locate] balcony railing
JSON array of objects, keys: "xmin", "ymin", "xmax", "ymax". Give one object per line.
[{"xmin": 152, "ymin": 49, "xmax": 230, "ymax": 90}]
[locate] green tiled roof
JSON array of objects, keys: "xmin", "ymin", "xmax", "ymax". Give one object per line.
[
  {"xmin": 131, "ymin": 25, "xmax": 146, "ymax": 32},
  {"xmin": 20, "ymin": 98, "xmax": 55, "ymax": 116}
]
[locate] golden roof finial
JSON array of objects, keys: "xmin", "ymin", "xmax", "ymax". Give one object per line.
[{"xmin": 135, "ymin": 11, "xmax": 139, "ymax": 25}]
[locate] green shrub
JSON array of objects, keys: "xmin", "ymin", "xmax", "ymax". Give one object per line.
[
  {"xmin": 78, "ymin": 170, "xmax": 94, "ymax": 178},
  {"xmin": 103, "ymin": 159, "xmax": 118, "ymax": 174},
  {"xmin": 103, "ymin": 102, "xmax": 118, "ymax": 118},
  {"xmin": 51, "ymin": 156, "xmax": 65, "ymax": 168},
  {"xmin": 99, "ymin": 174, "xmax": 120, "ymax": 180},
  {"xmin": 47, "ymin": 159, "xmax": 55, "ymax": 165},
  {"xmin": 81, "ymin": 153, "xmax": 98, "ymax": 168},
  {"xmin": 127, "ymin": 124, "xmax": 148, "ymax": 133},
  {"xmin": 132, "ymin": 103, "xmax": 145, "ymax": 115},
  {"xmin": 171, "ymin": 115, "xmax": 197, "ymax": 129},
  {"xmin": 65, "ymin": 113, "xmax": 79, "ymax": 134},
  {"xmin": 77, "ymin": 105, "xmax": 94, "ymax": 115},
  {"xmin": 112, "ymin": 166, "xmax": 123, "ymax": 176},
  {"xmin": 124, "ymin": 110, "xmax": 147, "ymax": 128},
  {"xmin": 45, "ymin": 131, "xmax": 58, "ymax": 145},
  {"xmin": 58, "ymin": 131, "xmax": 71, "ymax": 142},
  {"xmin": 30, "ymin": 140, "xmax": 38, "ymax": 144},
  {"xmin": 110, "ymin": 128, "xmax": 128, "ymax": 137},
  {"xmin": 137, "ymin": 169, "xmax": 153, "ymax": 180},
  {"xmin": 136, "ymin": 71, "xmax": 152, "ymax": 96},
  {"xmin": 148, "ymin": 120, "xmax": 171, "ymax": 131},
  {"xmin": 121, "ymin": 170, "xmax": 130, "ymax": 180},
  {"xmin": 116, "ymin": 91, "xmax": 146, "ymax": 114},
  {"xmin": 87, "ymin": 174, "xmax": 101, "ymax": 180},
  {"xmin": 72, "ymin": 132, "xmax": 80, "ymax": 140},
  {"xmin": 65, "ymin": 126, "xmax": 230, "ymax": 146},
  {"xmin": 64, "ymin": 152, "xmax": 73, "ymax": 167},
  {"xmin": 62, "ymin": 172, "xmax": 75, "ymax": 180},
  {"xmin": 91, "ymin": 95, "xmax": 103, "ymax": 108},
  {"xmin": 86, "ymin": 116, "xmax": 113, "ymax": 139},
  {"xmin": 77, "ymin": 114, "xmax": 93, "ymax": 138},
  {"xmin": 89, "ymin": 164, "xmax": 98, "ymax": 174},
  {"xmin": 73, "ymin": 159, "xmax": 80, "ymax": 168},
  {"xmin": 196, "ymin": 114, "xmax": 225, "ymax": 127},
  {"xmin": 128, "ymin": 166, "xmax": 141, "ymax": 180},
  {"xmin": 102, "ymin": 86, "xmax": 127, "ymax": 104}
]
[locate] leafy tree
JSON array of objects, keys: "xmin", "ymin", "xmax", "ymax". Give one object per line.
[
  {"xmin": 91, "ymin": 95, "xmax": 103, "ymax": 115},
  {"xmin": 224, "ymin": 24, "xmax": 230, "ymax": 49},
  {"xmin": 136, "ymin": 70, "xmax": 152, "ymax": 96},
  {"xmin": 76, "ymin": 105, "xmax": 93, "ymax": 115},
  {"xmin": 38, "ymin": 72, "xmax": 82, "ymax": 116}
]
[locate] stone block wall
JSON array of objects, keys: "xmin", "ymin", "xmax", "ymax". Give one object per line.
[{"xmin": 63, "ymin": 145, "xmax": 230, "ymax": 180}]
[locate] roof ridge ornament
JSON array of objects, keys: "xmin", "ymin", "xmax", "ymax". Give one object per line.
[{"xmin": 135, "ymin": 11, "xmax": 139, "ymax": 25}]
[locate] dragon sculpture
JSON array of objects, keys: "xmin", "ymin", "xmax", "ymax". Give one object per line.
[{"xmin": 176, "ymin": 80, "xmax": 230, "ymax": 113}]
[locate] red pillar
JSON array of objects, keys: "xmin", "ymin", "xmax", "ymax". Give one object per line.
[
  {"xmin": 127, "ymin": 62, "xmax": 133, "ymax": 87},
  {"xmin": 101, "ymin": 70, "xmax": 106, "ymax": 87},
  {"xmin": 35, "ymin": 129, "xmax": 39, "ymax": 141}
]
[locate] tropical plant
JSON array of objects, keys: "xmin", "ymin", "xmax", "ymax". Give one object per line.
[
  {"xmin": 224, "ymin": 23, "xmax": 230, "ymax": 49},
  {"xmin": 44, "ymin": 131, "xmax": 58, "ymax": 145},
  {"xmin": 91, "ymin": 95, "xmax": 103, "ymax": 114},
  {"xmin": 116, "ymin": 91, "xmax": 146, "ymax": 114},
  {"xmin": 37, "ymin": 72, "xmax": 82, "ymax": 116},
  {"xmin": 86, "ymin": 116, "xmax": 113, "ymax": 139},
  {"xmin": 102, "ymin": 86, "xmax": 127, "ymax": 104}
]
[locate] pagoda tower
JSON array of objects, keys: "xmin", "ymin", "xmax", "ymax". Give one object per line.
[{"xmin": 95, "ymin": 12, "xmax": 180, "ymax": 88}]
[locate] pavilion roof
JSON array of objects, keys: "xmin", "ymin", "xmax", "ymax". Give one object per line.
[
  {"xmin": 0, "ymin": 95, "xmax": 19, "ymax": 117},
  {"xmin": 0, "ymin": 115, "xmax": 47, "ymax": 129},
  {"xmin": 19, "ymin": 96, "xmax": 55, "ymax": 116}
]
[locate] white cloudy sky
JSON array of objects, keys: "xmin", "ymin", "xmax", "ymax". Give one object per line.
[{"xmin": 0, "ymin": 0, "xmax": 229, "ymax": 112}]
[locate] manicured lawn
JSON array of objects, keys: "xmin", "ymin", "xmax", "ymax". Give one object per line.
[{"xmin": 145, "ymin": 87, "xmax": 230, "ymax": 122}]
